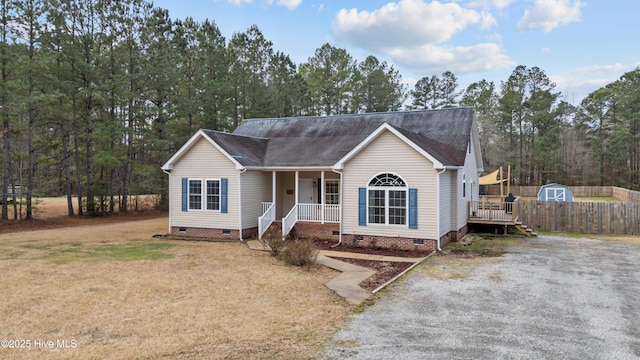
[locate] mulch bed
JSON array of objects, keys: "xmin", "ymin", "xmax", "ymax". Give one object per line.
[
  {"xmin": 303, "ymin": 238, "xmax": 428, "ymax": 292},
  {"xmin": 327, "ymin": 257, "xmax": 415, "ymax": 292},
  {"xmin": 307, "ymin": 238, "xmax": 429, "ymax": 258}
]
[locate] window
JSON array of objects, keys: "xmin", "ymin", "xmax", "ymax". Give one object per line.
[
  {"xmin": 388, "ymin": 190, "xmax": 406, "ymax": 225},
  {"xmin": 325, "ymin": 180, "xmax": 339, "ymax": 205},
  {"xmin": 182, "ymin": 177, "xmax": 227, "ymax": 213},
  {"xmin": 462, "ymin": 173, "xmax": 466, "ymax": 198},
  {"xmin": 206, "ymin": 179, "xmax": 220, "ymax": 210},
  {"xmin": 188, "ymin": 179, "xmax": 202, "ymax": 210},
  {"xmin": 188, "ymin": 179, "xmax": 221, "ymax": 211},
  {"xmin": 367, "ymin": 173, "xmax": 407, "ymax": 225}
]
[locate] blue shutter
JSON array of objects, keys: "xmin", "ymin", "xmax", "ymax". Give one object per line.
[
  {"xmin": 358, "ymin": 187, "xmax": 366, "ymax": 226},
  {"xmin": 181, "ymin": 178, "xmax": 188, "ymax": 212},
  {"xmin": 408, "ymin": 188, "xmax": 418, "ymax": 229},
  {"xmin": 220, "ymin": 178, "xmax": 228, "ymax": 213}
]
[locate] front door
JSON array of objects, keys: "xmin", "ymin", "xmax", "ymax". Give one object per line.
[{"xmin": 298, "ymin": 178, "xmax": 314, "ymax": 203}]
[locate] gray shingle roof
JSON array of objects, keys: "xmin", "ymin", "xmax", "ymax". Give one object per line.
[{"xmin": 201, "ymin": 107, "xmax": 476, "ymax": 168}]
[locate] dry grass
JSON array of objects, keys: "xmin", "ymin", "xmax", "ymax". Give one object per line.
[
  {"xmin": 415, "ymin": 235, "xmax": 525, "ymax": 280},
  {"xmin": 0, "ymin": 218, "xmax": 350, "ymax": 359}
]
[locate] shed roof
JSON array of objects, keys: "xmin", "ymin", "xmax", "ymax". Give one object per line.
[{"xmin": 195, "ymin": 107, "xmax": 477, "ymax": 169}]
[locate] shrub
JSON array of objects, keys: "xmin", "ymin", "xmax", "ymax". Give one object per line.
[
  {"xmin": 258, "ymin": 227, "xmax": 286, "ymax": 256},
  {"xmin": 281, "ymin": 241, "xmax": 319, "ymax": 269}
]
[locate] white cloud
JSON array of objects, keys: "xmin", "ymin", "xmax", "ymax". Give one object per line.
[
  {"xmin": 517, "ymin": 0, "xmax": 584, "ymax": 33},
  {"xmin": 550, "ymin": 75, "xmax": 614, "ymax": 103},
  {"xmin": 332, "ymin": 0, "xmax": 512, "ymax": 74},
  {"xmin": 332, "ymin": 0, "xmax": 496, "ymax": 51},
  {"xmin": 232, "ymin": 0, "xmax": 301, "ymax": 8},
  {"xmin": 274, "ymin": 0, "xmax": 301, "ymax": 9},
  {"xmin": 573, "ymin": 61, "xmax": 640, "ymax": 74},
  {"xmin": 466, "ymin": 0, "xmax": 515, "ymax": 10},
  {"xmin": 389, "ymin": 43, "xmax": 515, "ymax": 74}
]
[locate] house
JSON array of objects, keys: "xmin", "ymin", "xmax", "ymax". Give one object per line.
[
  {"xmin": 537, "ymin": 183, "xmax": 574, "ymax": 202},
  {"xmin": 161, "ymin": 107, "xmax": 484, "ymax": 252}
]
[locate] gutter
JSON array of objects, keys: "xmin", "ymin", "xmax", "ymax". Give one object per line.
[
  {"xmin": 436, "ymin": 168, "xmax": 447, "ymax": 251},
  {"xmin": 238, "ymin": 168, "xmax": 247, "ymax": 241},
  {"xmin": 162, "ymin": 169, "xmax": 172, "ymax": 235},
  {"xmin": 330, "ymin": 168, "xmax": 343, "ymax": 248}
]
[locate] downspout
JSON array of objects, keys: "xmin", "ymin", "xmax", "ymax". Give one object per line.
[
  {"xmin": 330, "ymin": 168, "xmax": 343, "ymax": 248},
  {"xmin": 436, "ymin": 168, "xmax": 447, "ymax": 251},
  {"xmin": 238, "ymin": 168, "xmax": 247, "ymax": 241},
  {"xmin": 162, "ymin": 169, "xmax": 172, "ymax": 234}
]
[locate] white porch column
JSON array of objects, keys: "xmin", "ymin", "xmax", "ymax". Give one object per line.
[
  {"xmin": 320, "ymin": 170, "xmax": 325, "ymax": 224},
  {"xmin": 294, "ymin": 171, "xmax": 299, "ymax": 205},
  {"xmin": 272, "ymin": 171, "xmax": 276, "ymax": 212}
]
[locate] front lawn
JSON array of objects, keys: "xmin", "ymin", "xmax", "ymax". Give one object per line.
[{"xmin": 0, "ymin": 217, "xmax": 349, "ymax": 359}]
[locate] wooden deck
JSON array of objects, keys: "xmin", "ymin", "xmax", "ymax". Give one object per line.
[{"xmin": 468, "ymin": 198, "xmax": 536, "ymax": 236}]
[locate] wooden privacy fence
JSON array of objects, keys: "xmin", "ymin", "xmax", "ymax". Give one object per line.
[
  {"xmin": 478, "ymin": 186, "xmax": 640, "ymax": 234},
  {"xmin": 482, "ymin": 185, "xmax": 640, "ymax": 203},
  {"xmin": 518, "ymin": 200, "xmax": 640, "ymax": 235}
]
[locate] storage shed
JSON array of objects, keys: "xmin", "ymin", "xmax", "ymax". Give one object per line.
[{"xmin": 537, "ymin": 183, "xmax": 574, "ymax": 202}]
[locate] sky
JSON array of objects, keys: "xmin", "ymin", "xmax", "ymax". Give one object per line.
[{"xmin": 152, "ymin": 0, "xmax": 640, "ymax": 105}]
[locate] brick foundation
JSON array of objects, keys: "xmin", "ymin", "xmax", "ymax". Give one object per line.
[
  {"xmin": 346, "ymin": 234, "xmax": 438, "ymax": 252},
  {"xmin": 291, "ymin": 222, "xmax": 340, "ymax": 239},
  {"xmin": 170, "ymin": 226, "xmax": 257, "ymax": 240},
  {"xmin": 292, "ymin": 222, "xmax": 470, "ymax": 253}
]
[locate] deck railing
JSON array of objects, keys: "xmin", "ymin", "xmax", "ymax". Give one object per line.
[
  {"xmin": 468, "ymin": 196, "xmax": 519, "ymax": 223},
  {"xmin": 258, "ymin": 202, "xmax": 275, "ymax": 240}
]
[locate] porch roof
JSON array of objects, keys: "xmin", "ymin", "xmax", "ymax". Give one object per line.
[{"xmin": 200, "ymin": 108, "xmax": 476, "ymax": 168}]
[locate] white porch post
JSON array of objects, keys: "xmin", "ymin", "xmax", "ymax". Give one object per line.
[
  {"xmin": 272, "ymin": 171, "xmax": 276, "ymax": 209},
  {"xmin": 320, "ymin": 170, "xmax": 325, "ymax": 224},
  {"xmin": 294, "ymin": 171, "xmax": 299, "ymax": 205}
]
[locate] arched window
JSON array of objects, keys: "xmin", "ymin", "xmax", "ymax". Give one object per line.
[
  {"xmin": 369, "ymin": 173, "xmax": 406, "ymax": 187},
  {"xmin": 367, "ymin": 173, "xmax": 407, "ymax": 225}
]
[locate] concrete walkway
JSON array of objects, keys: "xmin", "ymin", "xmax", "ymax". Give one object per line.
[{"xmin": 245, "ymin": 240, "xmax": 427, "ymax": 305}]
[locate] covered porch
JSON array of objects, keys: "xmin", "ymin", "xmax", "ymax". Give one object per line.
[{"xmin": 258, "ymin": 169, "xmax": 341, "ymax": 239}]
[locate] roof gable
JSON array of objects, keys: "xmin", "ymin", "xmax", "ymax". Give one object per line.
[
  {"xmin": 333, "ymin": 123, "xmax": 446, "ymax": 170},
  {"xmin": 161, "ymin": 130, "xmax": 249, "ymax": 171}
]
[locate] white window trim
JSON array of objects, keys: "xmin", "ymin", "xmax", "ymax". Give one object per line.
[
  {"xmin": 366, "ymin": 173, "xmax": 408, "ymax": 227},
  {"xmin": 325, "ymin": 179, "xmax": 340, "ymax": 205},
  {"xmin": 205, "ymin": 178, "xmax": 222, "ymax": 212},
  {"xmin": 188, "ymin": 178, "xmax": 204, "ymax": 211}
]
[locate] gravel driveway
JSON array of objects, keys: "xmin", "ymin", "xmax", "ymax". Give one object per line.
[{"xmin": 324, "ymin": 235, "xmax": 640, "ymax": 359}]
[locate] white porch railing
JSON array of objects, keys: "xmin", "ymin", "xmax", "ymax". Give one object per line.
[
  {"xmin": 258, "ymin": 202, "xmax": 275, "ymax": 240},
  {"xmin": 282, "ymin": 204, "xmax": 298, "ymax": 239},
  {"xmin": 279, "ymin": 203, "xmax": 341, "ymax": 239},
  {"xmin": 297, "ymin": 203, "xmax": 341, "ymax": 223}
]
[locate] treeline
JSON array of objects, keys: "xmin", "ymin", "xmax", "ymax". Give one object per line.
[{"xmin": 0, "ymin": 0, "xmax": 638, "ymax": 219}]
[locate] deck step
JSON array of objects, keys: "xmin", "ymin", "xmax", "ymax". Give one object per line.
[{"xmin": 514, "ymin": 223, "xmax": 537, "ymax": 237}]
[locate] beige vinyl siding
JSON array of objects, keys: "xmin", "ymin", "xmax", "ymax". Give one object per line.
[
  {"xmin": 241, "ymin": 171, "xmax": 272, "ymax": 229},
  {"xmin": 457, "ymin": 139, "xmax": 480, "ymax": 229},
  {"xmin": 170, "ymin": 137, "xmax": 239, "ymax": 229},
  {"xmin": 342, "ymin": 130, "xmax": 438, "ymax": 239},
  {"xmin": 439, "ymin": 170, "xmax": 454, "ymax": 236}
]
